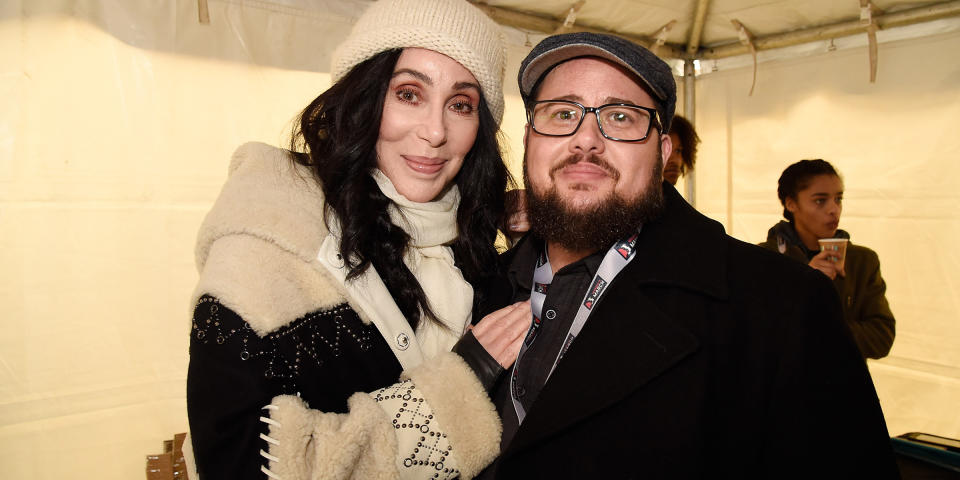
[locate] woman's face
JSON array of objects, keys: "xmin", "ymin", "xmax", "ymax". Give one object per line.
[
  {"xmin": 376, "ymin": 48, "xmax": 481, "ymax": 203},
  {"xmin": 786, "ymin": 174, "xmax": 844, "ymax": 241},
  {"xmin": 663, "ymin": 132, "xmax": 684, "ymax": 185}
]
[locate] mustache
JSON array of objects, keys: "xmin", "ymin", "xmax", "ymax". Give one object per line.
[{"xmin": 549, "ymin": 153, "xmax": 620, "ymax": 181}]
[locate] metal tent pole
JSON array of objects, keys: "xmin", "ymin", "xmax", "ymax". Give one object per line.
[{"xmin": 683, "ymin": 59, "xmax": 697, "ymax": 207}]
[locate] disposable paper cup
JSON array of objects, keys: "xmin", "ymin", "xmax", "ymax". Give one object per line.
[{"xmin": 818, "ymin": 238, "xmax": 848, "ymax": 269}]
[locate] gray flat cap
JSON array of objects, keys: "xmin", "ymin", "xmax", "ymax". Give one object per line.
[{"xmin": 518, "ymin": 32, "xmax": 677, "ymax": 133}]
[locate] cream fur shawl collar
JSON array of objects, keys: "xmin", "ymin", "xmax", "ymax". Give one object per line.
[
  {"xmin": 192, "ymin": 142, "xmax": 466, "ymax": 370},
  {"xmin": 193, "ymin": 142, "xmax": 347, "ymax": 335}
]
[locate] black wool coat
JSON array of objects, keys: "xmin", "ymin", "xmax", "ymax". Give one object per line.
[{"xmin": 478, "ymin": 184, "xmax": 899, "ymax": 479}]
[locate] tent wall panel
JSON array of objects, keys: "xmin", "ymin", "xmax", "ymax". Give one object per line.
[
  {"xmin": 694, "ymin": 30, "xmax": 960, "ymax": 439},
  {"xmin": 2, "ymin": 1, "xmax": 958, "ymax": 478}
]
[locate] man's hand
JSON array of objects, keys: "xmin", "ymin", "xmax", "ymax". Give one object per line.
[{"xmin": 470, "ymin": 301, "xmax": 531, "ymax": 369}]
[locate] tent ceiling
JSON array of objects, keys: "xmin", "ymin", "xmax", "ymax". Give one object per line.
[{"xmin": 470, "ymin": 0, "xmax": 960, "ymax": 58}]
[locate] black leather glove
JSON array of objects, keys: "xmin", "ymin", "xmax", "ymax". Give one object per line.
[{"xmin": 452, "ymin": 330, "xmax": 504, "ymax": 392}]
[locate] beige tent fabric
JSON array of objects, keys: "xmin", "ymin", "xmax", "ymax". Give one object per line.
[
  {"xmin": 693, "ymin": 29, "xmax": 960, "ymax": 439},
  {"xmin": 0, "ymin": 2, "xmax": 356, "ymax": 478},
  {"xmin": 1, "ymin": 1, "xmax": 958, "ymax": 478}
]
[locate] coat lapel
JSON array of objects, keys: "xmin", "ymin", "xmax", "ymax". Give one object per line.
[
  {"xmin": 502, "ymin": 184, "xmax": 726, "ymax": 456},
  {"xmin": 505, "ymin": 269, "xmax": 700, "ymax": 455}
]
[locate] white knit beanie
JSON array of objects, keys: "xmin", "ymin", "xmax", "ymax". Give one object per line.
[{"xmin": 332, "ymin": 0, "xmax": 506, "ymax": 125}]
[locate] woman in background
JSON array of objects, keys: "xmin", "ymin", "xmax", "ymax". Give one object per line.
[
  {"xmin": 186, "ymin": 1, "xmax": 530, "ymax": 478},
  {"xmin": 759, "ymin": 159, "xmax": 895, "ymax": 359}
]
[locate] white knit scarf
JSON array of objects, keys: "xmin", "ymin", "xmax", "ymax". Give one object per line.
[{"xmin": 372, "ymin": 170, "xmax": 473, "ymax": 356}]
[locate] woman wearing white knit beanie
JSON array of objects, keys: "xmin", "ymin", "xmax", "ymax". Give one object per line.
[{"xmin": 186, "ymin": 1, "xmax": 530, "ymax": 479}]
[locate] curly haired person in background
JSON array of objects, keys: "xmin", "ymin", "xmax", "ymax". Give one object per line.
[{"xmin": 662, "ymin": 114, "xmax": 699, "ymax": 185}]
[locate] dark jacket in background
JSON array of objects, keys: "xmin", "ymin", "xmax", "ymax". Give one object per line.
[
  {"xmin": 759, "ymin": 221, "xmax": 896, "ymax": 359},
  {"xmin": 476, "ymin": 185, "xmax": 899, "ymax": 479}
]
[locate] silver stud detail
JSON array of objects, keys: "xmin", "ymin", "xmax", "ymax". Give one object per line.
[{"xmin": 396, "ymin": 333, "xmax": 410, "ymax": 350}]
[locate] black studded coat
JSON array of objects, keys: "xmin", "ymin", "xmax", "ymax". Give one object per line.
[
  {"xmin": 188, "ymin": 297, "xmax": 402, "ymax": 478},
  {"xmin": 186, "ymin": 143, "xmax": 501, "ymax": 480}
]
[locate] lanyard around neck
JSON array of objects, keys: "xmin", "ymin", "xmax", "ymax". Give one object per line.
[{"xmin": 510, "ymin": 229, "xmax": 641, "ymax": 424}]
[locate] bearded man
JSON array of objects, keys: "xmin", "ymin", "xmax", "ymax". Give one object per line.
[{"xmin": 475, "ymin": 33, "xmax": 899, "ymax": 479}]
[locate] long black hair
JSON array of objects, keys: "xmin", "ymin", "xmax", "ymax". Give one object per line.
[
  {"xmin": 290, "ymin": 49, "xmax": 510, "ymax": 330},
  {"xmin": 776, "ymin": 159, "xmax": 840, "ymax": 221}
]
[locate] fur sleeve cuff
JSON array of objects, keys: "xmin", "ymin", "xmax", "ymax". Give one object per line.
[
  {"xmin": 265, "ymin": 353, "xmax": 501, "ymax": 480},
  {"xmin": 265, "ymin": 394, "xmax": 399, "ymax": 480},
  {"xmin": 401, "ymin": 352, "xmax": 502, "ymax": 479}
]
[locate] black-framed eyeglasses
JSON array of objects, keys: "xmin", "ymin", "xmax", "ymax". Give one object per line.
[{"xmin": 527, "ymin": 100, "xmax": 662, "ymax": 142}]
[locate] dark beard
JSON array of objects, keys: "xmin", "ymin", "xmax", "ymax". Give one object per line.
[{"xmin": 525, "ymin": 152, "xmax": 665, "ymax": 253}]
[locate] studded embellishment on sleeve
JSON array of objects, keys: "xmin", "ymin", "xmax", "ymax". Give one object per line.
[
  {"xmin": 191, "ymin": 295, "xmax": 378, "ymax": 396},
  {"xmin": 371, "ymin": 380, "xmax": 461, "ymax": 480}
]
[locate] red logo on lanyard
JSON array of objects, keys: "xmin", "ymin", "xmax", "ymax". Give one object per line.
[
  {"xmin": 615, "ymin": 233, "xmax": 639, "ymax": 259},
  {"xmin": 582, "ymin": 277, "xmax": 608, "ymax": 309},
  {"xmin": 523, "ymin": 315, "xmax": 542, "ymax": 346},
  {"xmin": 536, "ymin": 251, "xmax": 548, "ymax": 268}
]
